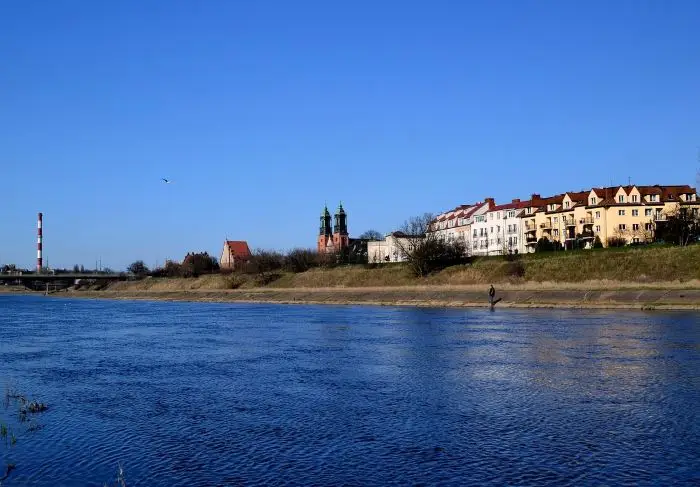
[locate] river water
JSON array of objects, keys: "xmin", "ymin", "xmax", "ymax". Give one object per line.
[{"xmin": 0, "ymin": 295, "xmax": 698, "ymax": 486}]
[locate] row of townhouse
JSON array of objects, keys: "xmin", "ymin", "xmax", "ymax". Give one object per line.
[{"xmin": 430, "ymin": 184, "xmax": 699, "ymax": 255}]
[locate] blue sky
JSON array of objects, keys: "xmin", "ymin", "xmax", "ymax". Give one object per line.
[{"xmin": 1, "ymin": 1, "xmax": 698, "ymax": 270}]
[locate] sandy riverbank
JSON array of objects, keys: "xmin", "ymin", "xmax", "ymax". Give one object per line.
[{"xmin": 29, "ymin": 286, "xmax": 700, "ymax": 310}]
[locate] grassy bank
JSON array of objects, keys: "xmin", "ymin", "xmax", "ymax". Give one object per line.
[{"xmin": 97, "ymin": 244, "xmax": 700, "ymax": 293}]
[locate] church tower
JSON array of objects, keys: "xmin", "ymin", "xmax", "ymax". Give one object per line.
[
  {"xmin": 332, "ymin": 202, "xmax": 349, "ymax": 250},
  {"xmin": 317, "ymin": 205, "xmax": 332, "ymax": 252}
]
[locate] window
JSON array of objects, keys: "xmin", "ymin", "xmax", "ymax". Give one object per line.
[
  {"xmin": 554, "ymin": 217, "xmax": 559, "ymax": 223},
  {"xmin": 633, "ymin": 238, "xmax": 640, "ymax": 243},
  {"xmin": 473, "ymin": 241, "xmax": 477, "ymax": 249},
  {"xmin": 497, "ymin": 226, "xmax": 500, "ymax": 233},
  {"xmin": 473, "ymin": 230, "xmax": 477, "ymax": 237},
  {"xmin": 565, "ymin": 201, "xmax": 570, "ymax": 208},
  {"xmin": 508, "ymin": 210, "xmax": 515, "ymax": 218},
  {"xmin": 632, "ymin": 209, "xmax": 638, "ymax": 216},
  {"xmin": 497, "ymin": 212, "xmax": 501, "ymax": 219},
  {"xmin": 632, "ymin": 195, "xmax": 638, "ymax": 202},
  {"xmin": 619, "ymin": 224, "xmax": 626, "ymax": 230},
  {"xmin": 645, "ymin": 209, "xmax": 652, "ymax": 216},
  {"xmin": 645, "ymin": 223, "xmax": 652, "ymax": 230},
  {"xmin": 595, "ymin": 211, "xmax": 601, "ymax": 219},
  {"xmin": 554, "ymin": 229, "xmax": 559, "ymax": 237},
  {"xmin": 490, "ymin": 227, "xmax": 493, "ymax": 234},
  {"xmin": 591, "ymin": 197, "xmax": 597, "ymax": 205},
  {"xmin": 489, "ymin": 213, "xmax": 493, "ymax": 220},
  {"xmin": 513, "ymin": 237, "xmax": 517, "ymax": 245},
  {"xmin": 596, "ymin": 225, "xmax": 601, "ymax": 232},
  {"xmin": 633, "ymin": 224, "xmax": 639, "ymax": 231},
  {"xmin": 527, "ymin": 208, "xmax": 531, "ymax": 214},
  {"xmin": 618, "ymin": 210, "xmax": 625, "ymax": 216},
  {"xmin": 618, "ymin": 195, "xmax": 624, "ymax": 203}
]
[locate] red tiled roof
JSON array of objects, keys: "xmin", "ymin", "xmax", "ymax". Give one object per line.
[{"xmin": 223, "ymin": 240, "xmax": 251, "ymax": 258}]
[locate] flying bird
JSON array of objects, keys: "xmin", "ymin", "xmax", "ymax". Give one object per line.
[{"xmin": 161, "ymin": 178, "xmax": 173, "ymax": 184}]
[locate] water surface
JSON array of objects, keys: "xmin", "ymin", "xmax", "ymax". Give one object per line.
[{"xmin": 0, "ymin": 296, "xmax": 698, "ymax": 486}]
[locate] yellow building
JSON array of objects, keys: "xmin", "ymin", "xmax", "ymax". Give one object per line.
[
  {"xmin": 521, "ymin": 185, "xmax": 698, "ymax": 250},
  {"xmin": 591, "ymin": 185, "xmax": 698, "ymax": 245}
]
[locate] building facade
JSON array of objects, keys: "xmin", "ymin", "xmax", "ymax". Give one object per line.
[
  {"xmin": 519, "ymin": 185, "xmax": 699, "ymax": 250},
  {"xmin": 367, "ymin": 232, "xmax": 420, "ymax": 263},
  {"xmin": 220, "ymin": 240, "xmax": 251, "ymax": 270},
  {"xmin": 428, "ymin": 184, "xmax": 698, "ymax": 256},
  {"xmin": 430, "ymin": 199, "xmax": 493, "ymax": 254},
  {"xmin": 469, "ymin": 199, "xmax": 531, "ymax": 256}
]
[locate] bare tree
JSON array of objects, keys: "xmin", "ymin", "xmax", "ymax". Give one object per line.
[
  {"xmin": 393, "ymin": 213, "xmax": 467, "ymax": 277},
  {"xmin": 656, "ymin": 203, "xmax": 700, "ymax": 246},
  {"xmin": 359, "ymin": 229, "xmax": 383, "ymax": 241},
  {"xmin": 248, "ymin": 249, "xmax": 284, "ymax": 284}
]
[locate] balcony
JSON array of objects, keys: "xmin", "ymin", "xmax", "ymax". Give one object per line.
[
  {"xmin": 524, "ymin": 223, "xmax": 537, "ymax": 233},
  {"xmin": 580, "ymin": 230, "xmax": 595, "ymax": 239},
  {"xmin": 579, "ymin": 216, "xmax": 594, "ymax": 225},
  {"xmin": 540, "ymin": 221, "xmax": 552, "ymax": 230},
  {"xmin": 526, "ymin": 235, "xmax": 537, "ymax": 243},
  {"xmin": 564, "ymin": 219, "xmax": 577, "ymax": 228},
  {"xmin": 654, "ymin": 213, "xmax": 667, "ymax": 221}
]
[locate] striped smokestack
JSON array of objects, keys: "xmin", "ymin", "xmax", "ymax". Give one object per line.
[{"xmin": 37, "ymin": 212, "xmax": 43, "ymax": 272}]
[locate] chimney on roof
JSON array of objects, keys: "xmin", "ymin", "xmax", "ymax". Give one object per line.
[
  {"xmin": 531, "ymin": 193, "xmax": 540, "ymax": 201},
  {"xmin": 484, "ymin": 197, "xmax": 495, "ymax": 208},
  {"xmin": 512, "ymin": 198, "xmax": 520, "ymax": 203}
]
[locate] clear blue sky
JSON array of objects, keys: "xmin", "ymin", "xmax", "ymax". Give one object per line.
[{"xmin": 1, "ymin": 1, "xmax": 698, "ymax": 270}]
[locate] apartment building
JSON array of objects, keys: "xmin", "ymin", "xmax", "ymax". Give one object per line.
[
  {"xmin": 430, "ymin": 200, "xmax": 493, "ymax": 251},
  {"xmin": 471, "ymin": 199, "xmax": 530, "ymax": 255},
  {"xmin": 426, "ymin": 183, "xmax": 697, "ymax": 256},
  {"xmin": 521, "ymin": 185, "xmax": 698, "ymax": 249},
  {"xmin": 367, "ymin": 232, "xmax": 418, "ymax": 263},
  {"xmin": 590, "ymin": 185, "xmax": 698, "ymax": 245}
]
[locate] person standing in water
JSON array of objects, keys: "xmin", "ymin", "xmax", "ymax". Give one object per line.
[{"xmin": 488, "ymin": 284, "xmax": 496, "ymax": 306}]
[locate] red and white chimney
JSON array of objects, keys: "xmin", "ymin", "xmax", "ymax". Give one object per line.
[{"xmin": 37, "ymin": 212, "xmax": 43, "ymax": 272}]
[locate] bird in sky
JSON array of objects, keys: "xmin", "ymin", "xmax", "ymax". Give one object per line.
[{"xmin": 161, "ymin": 178, "xmax": 173, "ymax": 184}]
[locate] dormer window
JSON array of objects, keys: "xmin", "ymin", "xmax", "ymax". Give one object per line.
[
  {"xmin": 564, "ymin": 201, "xmax": 570, "ymax": 208},
  {"xmin": 632, "ymin": 195, "xmax": 638, "ymax": 202},
  {"xmin": 591, "ymin": 197, "xmax": 597, "ymax": 205},
  {"xmin": 618, "ymin": 195, "xmax": 624, "ymax": 203}
]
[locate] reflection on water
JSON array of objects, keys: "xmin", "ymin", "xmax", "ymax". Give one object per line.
[{"xmin": 0, "ymin": 296, "xmax": 698, "ymax": 486}]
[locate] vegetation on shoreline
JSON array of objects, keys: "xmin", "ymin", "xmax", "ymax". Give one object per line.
[
  {"xmin": 100, "ymin": 244, "xmax": 700, "ymax": 292},
  {"xmin": 0, "ymin": 385, "xmax": 48, "ymax": 485}
]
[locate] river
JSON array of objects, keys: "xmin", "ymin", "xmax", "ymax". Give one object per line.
[{"xmin": 0, "ymin": 296, "xmax": 698, "ymax": 486}]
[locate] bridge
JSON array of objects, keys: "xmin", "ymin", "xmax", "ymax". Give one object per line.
[{"xmin": 0, "ymin": 273, "xmax": 134, "ymax": 291}]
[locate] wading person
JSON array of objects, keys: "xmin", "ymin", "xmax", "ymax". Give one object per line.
[{"xmin": 488, "ymin": 284, "xmax": 496, "ymax": 306}]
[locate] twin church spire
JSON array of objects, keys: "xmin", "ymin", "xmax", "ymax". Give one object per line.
[
  {"xmin": 317, "ymin": 203, "xmax": 349, "ymax": 253},
  {"xmin": 319, "ymin": 202, "xmax": 347, "ymax": 236}
]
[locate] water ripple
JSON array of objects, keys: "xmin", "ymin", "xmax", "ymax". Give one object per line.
[{"xmin": 0, "ymin": 296, "xmax": 698, "ymax": 485}]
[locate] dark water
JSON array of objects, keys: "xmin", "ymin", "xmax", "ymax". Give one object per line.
[{"xmin": 0, "ymin": 296, "xmax": 698, "ymax": 486}]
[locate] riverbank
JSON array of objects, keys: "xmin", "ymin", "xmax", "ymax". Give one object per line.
[{"xmin": 50, "ymin": 285, "xmax": 700, "ymax": 310}]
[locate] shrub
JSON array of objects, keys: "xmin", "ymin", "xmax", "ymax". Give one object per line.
[
  {"xmin": 607, "ymin": 237, "xmax": 627, "ymax": 248},
  {"xmin": 284, "ymin": 249, "xmax": 319, "ymax": 273},
  {"xmin": 593, "ymin": 236, "xmax": 604, "ymax": 248},
  {"xmin": 127, "ymin": 260, "xmax": 149, "ymax": 276},
  {"xmin": 506, "ymin": 260, "xmax": 526, "ymax": 278}
]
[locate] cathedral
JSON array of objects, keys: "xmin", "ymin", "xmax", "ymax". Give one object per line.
[{"xmin": 317, "ymin": 203, "xmax": 349, "ymax": 253}]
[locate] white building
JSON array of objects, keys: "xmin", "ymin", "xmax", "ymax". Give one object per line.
[
  {"xmin": 367, "ymin": 232, "xmax": 422, "ymax": 263},
  {"xmin": 430, "ymin": 199, "xmax": 493, "ymax": 253},
  {"xmin": 470, "ymin": 199, "xmax": 529, "ymax": 256}
]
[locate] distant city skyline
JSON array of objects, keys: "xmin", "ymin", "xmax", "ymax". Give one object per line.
[{"xmin": 1, "ymin": 1, "xmax": 699, "ymax": 270}]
